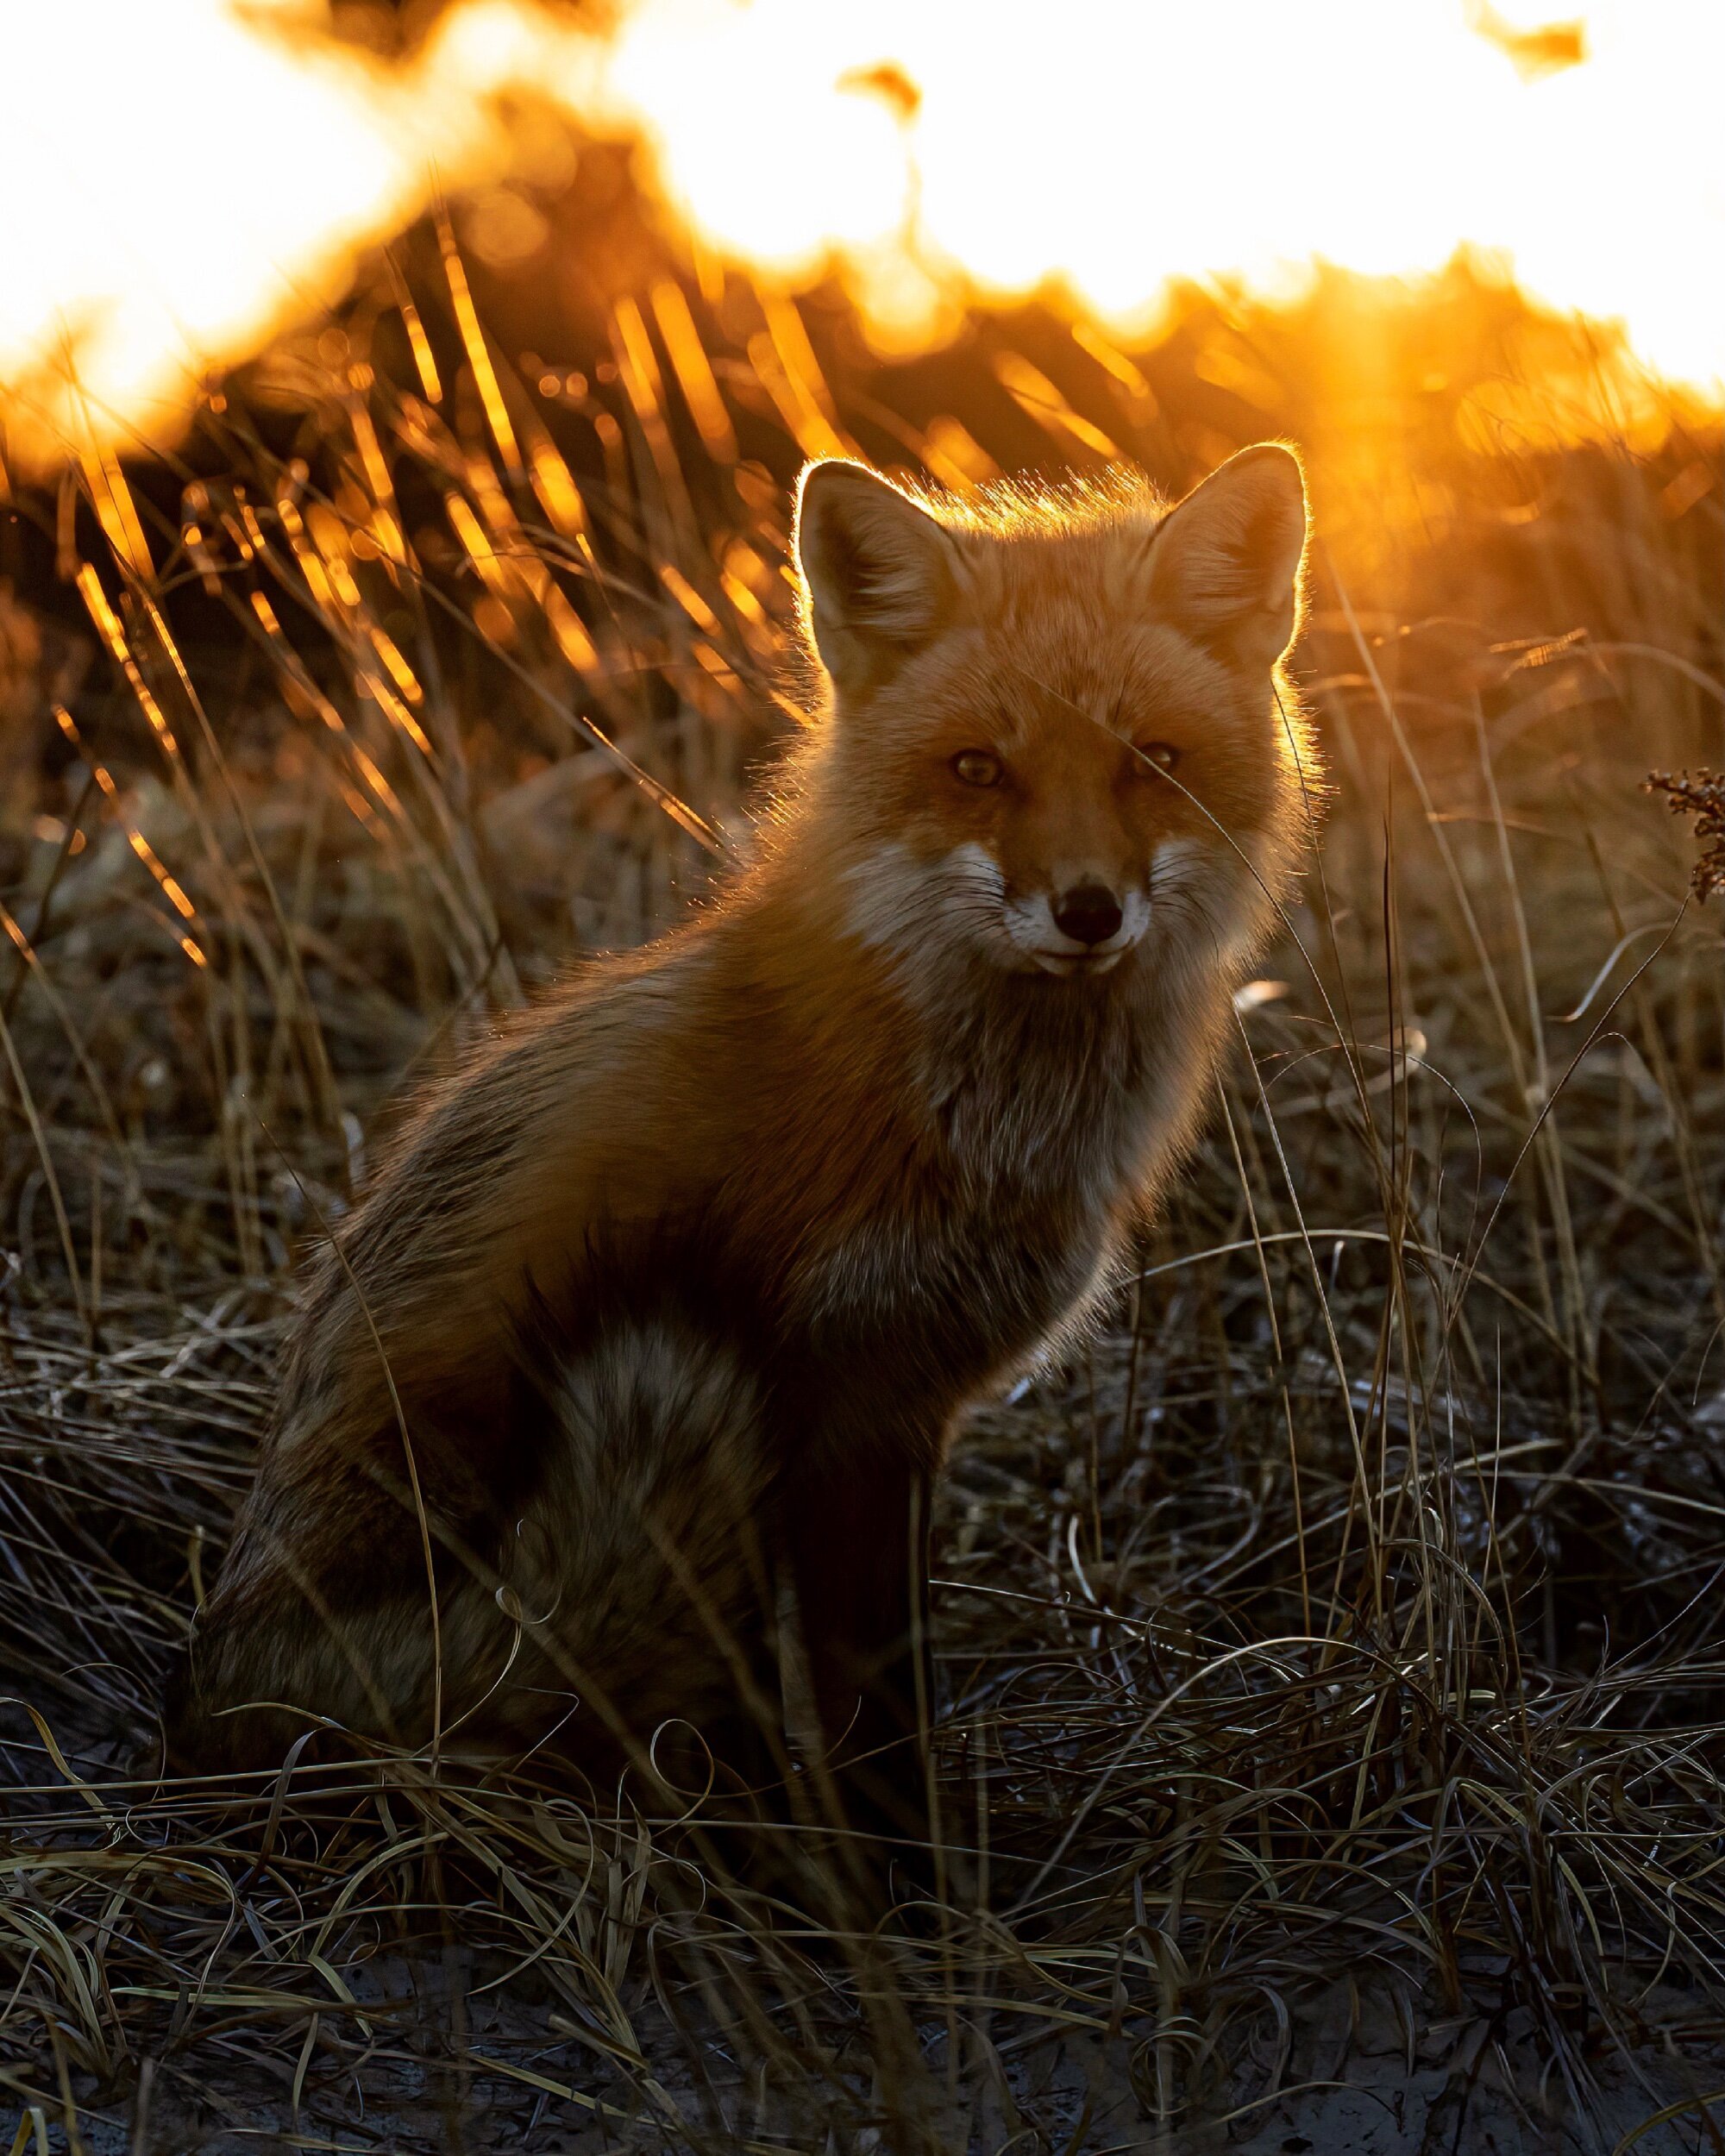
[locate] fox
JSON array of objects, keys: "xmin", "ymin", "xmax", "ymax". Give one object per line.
[{"xmin": 168, "ymin": 442, "xmax": 1314, "ymax": 1848}]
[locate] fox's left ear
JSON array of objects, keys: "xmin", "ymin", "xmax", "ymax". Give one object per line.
[{"xmin": 1148, "ymin": 443, "xmax": 1309, "ymax": 669}]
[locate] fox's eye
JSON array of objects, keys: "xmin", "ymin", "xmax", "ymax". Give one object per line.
[
  {"xmin": 951, "ymin": 749, "xmax": 1004, "ymax": 787},
  {"xmin": 1132, "ymin": 740, "xmax": 1180, "ymax": 774}
]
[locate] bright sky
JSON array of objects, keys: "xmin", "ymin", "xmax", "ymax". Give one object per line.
[{"xmin": 1, "ymin": 0, "xmax": 1718, "ymax": 465}]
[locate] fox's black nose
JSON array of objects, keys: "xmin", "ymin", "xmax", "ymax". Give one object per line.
[{"xmin": 1053, "ymin": 885, "xmax": 1124, "ymax": 947}]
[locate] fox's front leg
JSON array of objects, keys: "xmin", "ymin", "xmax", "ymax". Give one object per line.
[{"xmin": 781, "ymin": 1438, "xmax": 935, "ymax": 1858}]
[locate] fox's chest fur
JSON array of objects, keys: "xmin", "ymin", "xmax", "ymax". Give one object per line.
[{"xmin": 781, "ymin": 965, "xmax": 1185, "ymax": 1417}]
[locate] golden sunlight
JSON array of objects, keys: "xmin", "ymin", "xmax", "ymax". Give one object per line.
[
  {"xmin": 2, "ymin": 0, "xmax": 1719, "ymax": 468},
  {"xmin": 0, "ymin": 0, "xmax": 604, "ymax": 467},
  {"xmin": 609, "ymin": 0, "xmax": 1724, "ymax": 377}
]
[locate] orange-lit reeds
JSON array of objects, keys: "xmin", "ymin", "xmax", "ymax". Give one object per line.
[
  {"xmin": 53, "ymin": 704, "xmax": 204, "ymax": 968},
  {"xmin": 439, "ymin": 209, "xmax": 521, "ymax": 479}
]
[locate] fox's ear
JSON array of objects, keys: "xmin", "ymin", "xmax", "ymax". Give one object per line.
[
  {"xmin": 795, "ymin": 461, "xmax": 959, "ymax": 698},
  {"xmin": 1148, "ymin": 444, "xmax": 1308, "ymax": 669}
]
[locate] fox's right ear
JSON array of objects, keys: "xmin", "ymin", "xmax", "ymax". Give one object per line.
[{"xmin": 794, "ymin": 461, "xmax": 958, "ymax": 699}]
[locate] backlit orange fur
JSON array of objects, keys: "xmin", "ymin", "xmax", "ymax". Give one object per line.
[{"xmin": 172, "ymin": 446, "xmax": 1316, "ymax": 1833}]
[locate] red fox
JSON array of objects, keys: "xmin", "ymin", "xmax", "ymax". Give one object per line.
[{"xmin": 170, "ymin": 444, "xmax": 1314, "ymax": 1839}]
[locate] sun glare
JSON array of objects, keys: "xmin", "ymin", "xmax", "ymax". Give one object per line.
[
  {"xmin": 0, "ymin": 0, "xmax": 601, "ymax": 467},
  {"xmin": 0, "ymin": 0, "xmax": 1719, "ymax": 467},
  {"xmin": 608, "ymin": 0, "xmax": 1724, "ymax": 379}
]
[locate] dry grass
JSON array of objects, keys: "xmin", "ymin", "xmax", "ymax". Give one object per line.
[{"xmin": 0, "ymin": 204, "xmax": 1722, "ymax": 2153}]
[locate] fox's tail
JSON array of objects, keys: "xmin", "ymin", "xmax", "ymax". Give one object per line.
[{"xmin": 166, "ymin": 1288, "xmax": 773, "ymax": 1777}]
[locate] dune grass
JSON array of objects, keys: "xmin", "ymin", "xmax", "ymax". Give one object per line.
[{"xmin": 0, "ymin": 222, "xmax": 1722, "ymax": 2152}]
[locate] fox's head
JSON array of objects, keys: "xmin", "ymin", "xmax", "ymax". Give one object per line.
[{"xmin": 791, "ymin": 447, "xmax": 1314, "ymax": 986}]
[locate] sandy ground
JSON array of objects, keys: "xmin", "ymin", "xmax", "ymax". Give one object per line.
[{"xmin": 30, "ymin": 1966, "xmax": 1722, "ymax": 2153}]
